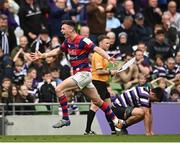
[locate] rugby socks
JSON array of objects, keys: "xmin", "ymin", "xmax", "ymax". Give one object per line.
[
  {"xmin": 122, "ymin": 120, "xmax": 128, "ymax": 128},
  {"xmin": 59, "ymin": 95, "xmax": 69, "ymax": 121},
  {"xmin": 105, "ymin": 114, "xmax": 116, "ymax": 133},
  {"xmin": 85, "ymin": 110, "xmax": 95, "ymax": 133},
  {"xmin": 100, "ymin": 102, "xmax": 118, "ymax": 125}
]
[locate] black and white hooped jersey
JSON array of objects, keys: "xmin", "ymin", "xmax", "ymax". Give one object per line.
[{"xmin": 111, "ymin": 86, "xmax": 151, "ymax": 108}]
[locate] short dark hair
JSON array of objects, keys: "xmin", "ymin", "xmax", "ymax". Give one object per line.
[
  {"xmin": 61, "ymin": 20, "xmax": 76, "ymax": 28},
  {"xmin": 151, "ymin": 87, "xmax": 164, "ymax": 102},
  {"xmin": 97, "ymin": 35, "xmax": 109, "ymax": 44},
  {"xmin": 50, "ymin": 66, "xmax": 59, "ymax": 72},
  {"xmin": 42, "ymin": 68, "xmax": 51, "ymax": 76}
]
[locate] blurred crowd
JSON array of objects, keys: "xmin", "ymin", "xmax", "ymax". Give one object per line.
[{"xmin": 0, "ymin": 0, "xmax": 180, "ymax": 115}]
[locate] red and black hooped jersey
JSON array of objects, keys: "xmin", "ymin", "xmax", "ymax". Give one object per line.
[{"xmin": 61, "ymin": 34, "xmax": 96, "ymax": 74}]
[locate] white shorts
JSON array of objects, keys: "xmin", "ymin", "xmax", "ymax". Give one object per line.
[{"xmin": 71, "ymin": 71, "xmax": 95, "ymax": 89}]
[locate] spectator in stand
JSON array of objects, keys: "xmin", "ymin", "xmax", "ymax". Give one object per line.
[
  {"xmin": 147, "ymin": 29, "xmax": 173, "ymax": 61},
  {"xmin": 111, "ymin": 16, "xmax": 135, "ymax": 47},
  {"xmin": 30, "ymin": 28, "xmax": 51, "ymax": 53},
  {"xmin": 0, "ymin": 48, "xmax": 13, "ymax": 82},
  {"xmin": 0, "ymin": 0, "xmax": 19, "ymax": 29},
  {"xmin": 0, "ymin": 14, "xmax": 17, "ymax": 54},
  {"xmin": 165, "ymin": 57, "xmax": 180, "ymax": 83},
  {"xmin": 28, "ymin": 58, "xmax": 44, "ymax": 82},
  {"xmin": 0, "ymin": 77, "xmax": 12, "ymax": 114},
  {"xmin": 48, "ymin": 0, "xmax": 72, "ymax": 41},
  {"xmin": 166, "ymin": 1, "xmax": 180, "ymax": 33},
  {"xmin": 37, "ymin": 69, "xmax": 57, "ymax": 110},
  {"xmin": 26, "ymin": 67, "xmax": 38, "ymax": 89},
  {"xmin": 120, "ymin": 0, "xmax": 136, "ymax": 22},
  {"xmin": 50, "ymin": 66, "xmax": 62, "ymax": 86},
  {"xmin": 68, "ymin": 0, "xmax": 85, "ymax": 23},
  {"xmin": 11, "ymin": 35, "xmax": 29, "ymax": 59},
  {"xmin": 116, "ymin": 32, "xmax": 133, "ymax": 58},
  {"xmin": 134, "ymin": 49, "xmax": 151, "ymax": 77},
  {"xmin": 143, "ymin": 0, "xmax": 162, "ymax": 29},
  {"xmin": 106, "ymin": 31, "xmax": 116, "ymax": 51},
  {"xmin": 105, "ymin": 6, "xmax": 121, "ymax": 32},
  {"xmin": 12, "ymin": 57, "xmax": 27, "ymax": 85},
  {"xmin": 175, "ymin": 50, "xmax": 180, "ymax": 65},
  {"xmin": 152, "ymin": 55, "xmax": 167, "ymax": 79},
  {"xmin": 133, "ymin": 12, "xmax": 152, "ymax": 45},
  {"xmin": 50, "ymin": 36, "xmax": 61, "ymax": 50},
  {"xmin": 24, "ymin": 76, "xmax": 38, "ymax": 103},
  {"xmin": 86, "ymin": 0, "xmax": 107, "ymax": 44},
  {"xmin": 137, "ymin": 74, "xmax": 151, "ymax": 90},
  {"xmin": 136, "ymin": 41, "xmax": 149, "ymax": 59},
  {"xmin": 18, "ymin": 0, "xmax": 48, "ymax": 43},
  {"xmin": 169, "ymin": 88, "xmax": 180, "ymax": 102},
  {"xmin": 151, "ymin": 77, "xmax": 175, "ymax": 101},
  {"xmin": 107, "ymin": 0, "xmax": 124, "ymax": 23},
  {"xmin": 115, "ymin": 54, "xmax": 139, "ymax": 89},
  {"xmin": 161, "ymin": 12, "xmax": 179, "ymax": 48},
  {"xmin": 8, "ymin": 84, "xmax": 18, "ymax": 103},
  {"xmin": 19, "ymin": 84, "xmax": 35, "ymax": 114},
  {"xmin": 80, "ymin": 25, "xmax": 90, "ymax": 38},
  {"xmin": 8, "ymin": 84, "xmax": 22, "ymax": 114}
]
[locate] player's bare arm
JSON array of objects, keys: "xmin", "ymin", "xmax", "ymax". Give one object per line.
[
  {"xmin": 93, "ymin": 46, "xmax": 111, "ymax": 61},
  {"xmin": 143, "ymin": 107, "xmax": 153, "ymax": 136},
  {"xmin": 31, "ymin": 48, "xmax": 61, "ymax": 60}
]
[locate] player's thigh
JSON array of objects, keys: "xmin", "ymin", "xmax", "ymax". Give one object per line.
[
  {"xmin": 92, "ymin": 80, "xmax": 110, "ymax": 101},
  {"xmin": 131, "ymin": 107, "xmax": 145, "ymax": 118},
  {"xmin": 82, "ymin": 87, "xmax": 102, "ymax": 105},
  {"xmin": 55, "ymin": 76, "xmax": 79, "ymax": 93}
]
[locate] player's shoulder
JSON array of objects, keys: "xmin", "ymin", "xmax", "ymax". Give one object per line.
[{"xmin": 81, "ymin": 37, "xmax": 93, "ymax": 45}]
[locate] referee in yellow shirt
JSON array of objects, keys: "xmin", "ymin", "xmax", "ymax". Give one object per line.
[{"xmin": 84, "ymin": 35, "xmax": 117, "ymax": 135}]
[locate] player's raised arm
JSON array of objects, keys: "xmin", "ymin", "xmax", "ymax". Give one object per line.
[{"xmin": 31, "ymin": 48, "xmax": 61, "ymax": 60}]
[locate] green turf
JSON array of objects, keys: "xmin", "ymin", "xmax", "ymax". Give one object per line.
[{"xmin": 0, "ymin": 135, "xmax": 180, "ymax": 142}]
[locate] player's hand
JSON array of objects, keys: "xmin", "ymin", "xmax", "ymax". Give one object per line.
[
  {"xmin": 110, "ymin": 69, "xmax": 118, "ymax": 76},
  {"xmin": 108, "ymin": 56, "xmax": 116, "ymax": 64},
  {"xmin": 31, "ymin": 51, "xmax": 43, "ymax": 60},
  {"xmin": 24, "ymin": 52, "xmax": 33, "ymax": 61}
]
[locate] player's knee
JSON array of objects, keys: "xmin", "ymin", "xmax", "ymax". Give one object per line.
[
  {"xmin": 138, "ymin": 111, "xmax": 144, "ymax": 119},
  {"xmin": 92, "ymin": 98, "xmax": 102, "ymax": 107},
  {"xmin": 135, "ymin": 108, "xmax": 145, "ymax": 119},
  {"xmin": 55, "ymin": 87, "xmax": 63, "ymax": 96}
]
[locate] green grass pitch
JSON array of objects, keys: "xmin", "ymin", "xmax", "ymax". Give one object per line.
[{"xmin": 0, "ymin": 135, "xmax": 180, "ymax": 142}]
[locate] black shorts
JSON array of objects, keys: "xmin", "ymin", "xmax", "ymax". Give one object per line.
[
  {"xmin": 111, "ymin": 106, "xmax": 125, "ymax": 120},
  {"xmin": 92, "ymin": 80, "xmax": 110, "ymax": 100},
  {"xmin": 112, "ymin": 106, "xmax": 134, "ymax": 120}
]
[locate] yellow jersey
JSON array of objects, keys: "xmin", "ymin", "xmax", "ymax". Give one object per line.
[{"xmin": 91, "ymin": 52, "xmax": 109, "ymax": 82}]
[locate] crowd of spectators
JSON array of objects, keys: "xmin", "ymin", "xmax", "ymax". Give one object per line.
[{"xmin": 0, "ymin": 0, "xmax": 180, "ymax": 115}]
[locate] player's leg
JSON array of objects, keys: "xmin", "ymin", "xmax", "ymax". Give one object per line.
[
  {"xmin": 82, "ymin": 87, "xmax": 123, "ymax": 130},
  {"xmin": 92, "ymin": 80, "xmax": 116, "ymax": 134},
  {"xmin": 53, "ymin": 76, "xmax": 79, "ymax": 128},
  {"xmin": 112, "ymin": 106, "xmax": 144, "ymax": 134},
  {"xmin": 104, "ymin": 98, "xmax": 116, "ymax": 134},
  {"xmin": 84, "ymin": 102, "xmax": 98, "ymax": 135},
  {"xmin": 124, "ymin": 107, "xmax": 145, "ymax": 127}
]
